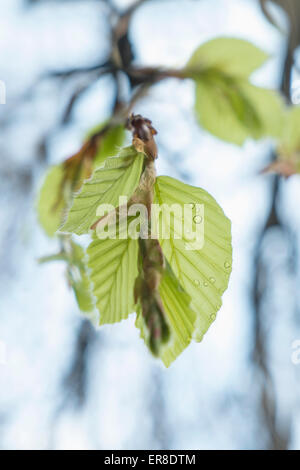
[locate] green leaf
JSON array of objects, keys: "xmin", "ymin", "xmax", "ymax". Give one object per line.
[
  {"xmin": 60, "ymin": 146, "xmax": 144, "ymax": 235},
  {"xmin": 194, "ymin": 74, "xmax": 283, "ymax": 145},
  {"xmin": 94, "ymin": 125, "xmax": 126, "ymax": 167},
  {"xmin": 37, "ymin": 125, "xmax": 126, "ymax": 237},
  {"xmin": 185, "ymin": 37, "xmax": 283, "ymax": 145},
  {"xmin": 280, "ymin": 106, "xmax": 300, "ymax": 155},
  {"xmin": 241, "ymin": 83, "xmax": 284, "ymax": 139},
  {"xmin": 136, "ymin": 262, "xmax": 196, "ymax": 367},
  {"xmin": 186, "ymin": 37, "xmax": 268, "ymax": 78},
  {"xmin": 86, "ymin": 124, "xmax": 126, "ymax": 167},
  {"xmin": 67, "ymin": 240, "xmax": 94, "ymax": 313},
  {"xmin": 37, "ymin": 164, "xmax": 66, "ymax": 237},
  {"xmin": 87, "ymin": 233, "xmax": 139, "ymax": 325},
  {"xmin": 72, "ymin": 277, "xmax": 94, "ymax": 313},
  {"xmin": 154, "ymin": 176, "xmax": 232, "ymax": 342}
]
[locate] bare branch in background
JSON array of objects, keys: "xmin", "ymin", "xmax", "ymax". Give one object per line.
[
  {"xmin": 61, "ymin": 320, "xmax": 97, "ymax": 409},
  {"xmin": 260, "ymin": 0, "xmax": 300, "ymax": 52},
  {"xmin": 251, "ymin": 0, "xmax": 300, "ymax": 449}
]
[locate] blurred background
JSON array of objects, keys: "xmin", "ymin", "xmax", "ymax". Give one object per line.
[{"xmin": 1, "ymin": 0, "xmax": 300, "ymax": 450}]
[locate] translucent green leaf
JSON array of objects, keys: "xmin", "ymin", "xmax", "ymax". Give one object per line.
[
  {"xmin": 136, "ymin": 262, "xmax": 196, "ymax": 367},
  {"xmin": 67, "ymin": 240, "xmax": 94, "ymax": 313},
  {"xmin": 37, "ymin": 125, "xmax": 126, "ymax": 237},
  {"xmin": 194, "ymin": 75, "xmax": 283, "ymax": 145},
  {"xmin": 186, "ymin": 37, "xmax": 268, "ymax": 78},
  {"xmin": 60, "ymin": 146, "xmax": 144, "ymax": 235},
  {"xmin": 87, "ymin": 233, "xmax": 139, "ymax": 325},
  {"xmin": 94, "ymin": 125, "xmax": 125, "ymax": 166},
  {"xmin": 241, "ymin": 83, "xmax": 284, "ymax": 139},
  {"xmin": 37, "ymin": 165, "xmax": 66, "ymax": 237},
  {"xmin": 280, "ymin": 106, "xmax": 300, "ymax": 155},
  {"xmin": 154, "ymin": 176, "xmax": 232, "ymax": 342},
  {"xmin": 86, "ymin": 124, "xmax": 126, "ymax": 167},
  {"xmin": 185, "ymin": 37, "xmax": 283, "ymax": 145}
]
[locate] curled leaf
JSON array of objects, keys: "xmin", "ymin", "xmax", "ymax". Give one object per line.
[
  {"xmin": 135, "ymin": 238, "xmax": 170, "ymax": 357},
  {"xmin": 136, "ymin": 262, "xmax": 196, "ymax": 367}
]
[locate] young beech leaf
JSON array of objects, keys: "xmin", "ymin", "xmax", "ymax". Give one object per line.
[
  {"xmin": 241, "ymin": 83, "xmax": 284, "ymax": 139},
  {"xmin": 37, "ymin": 164, "xmax": 66, "ymax": 237},
  {"xmin": 186, "ymin": 37, "xmax": 268, "ymax": 79},
  {"xmin": 154, "ymin": 176, "xmax": 232, "ymax": 342},
  {"xmin": 87, "ymin": 232, "xmax": 139, "ymax": 324},
  {"xmin": 194, "ymin": 75, "xmax": 283, "ymax": 145},
  {"xmin": 185, "ymin": 37, "xmax": 283, "ymax": 146},
  {"xmin": 86, "ymin": 124, "xmax": 126, "ymax": 167},
  {"xmin": 60, "ymin": 146, "xmax": 144, "ymax": 236},
  {"xmin": 37, "ymin": 158, "xmax": 93, "ymax": 237},
  {"xmin": 67, "ymin": 240, "xmax": 95, "ymax": 313},
  {"xmin": 37, "ymin": 125, "xmax": 126, "ymax": 237},
  {"xmin": 264, "ymin": 107, "xmax": 300, "ymax": 177},
  {"xmin": 136, "ymin": 263, "xmax": 196, "ymax": 367},
  {"xmin": 280, "ymin": 106, "xmax": 300, "ymax": 156}
]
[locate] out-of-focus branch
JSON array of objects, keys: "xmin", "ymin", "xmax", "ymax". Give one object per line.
[
  {"xmin": 61, "ymin": 319, "xmax": 97, "ymax": 409},
  {"xmin": 259, "ymin": 0, "xmax": 300, "ymax": 52},
  {"xmin": 44, "ymin": 62, "xmax": 111, "ymax": 80},
  {"xmin": 251, "ymin": 7, "xmax": 296, "ymax": 449}
]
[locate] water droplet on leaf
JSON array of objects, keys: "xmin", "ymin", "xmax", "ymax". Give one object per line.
[{"xmin": 193, "ymin": 215, "xmax": 202, "ymax": 224}]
